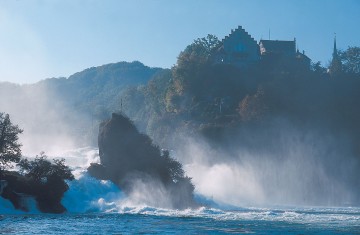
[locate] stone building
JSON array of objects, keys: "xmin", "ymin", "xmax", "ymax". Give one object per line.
[
  {"xmin": 216, "ymin": 26, "xmax": 311, "ymax": 70},
  {"xmin": 259, "ymin": 39, "xmax": 311, "ymax": 70},
  {"xmin": 215, "ymin": 26, "xmax": 260, "ymax": 68},
  {"xmin": 259, "ymin": 39, "xmax": 296, "ymax": 57}
]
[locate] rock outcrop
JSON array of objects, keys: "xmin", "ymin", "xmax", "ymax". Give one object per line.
[
  {"xmin": 88, "ymin": 113, "xmax": 196, "ymax": 209},
  {"xmin": 0, "ymin": 171, "xmax": 69, "ymax": 213}
]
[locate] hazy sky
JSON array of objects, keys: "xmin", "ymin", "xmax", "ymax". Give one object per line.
[{"xmin": 0, "ymin": 0, "xmax": 359, "ymax": 84}]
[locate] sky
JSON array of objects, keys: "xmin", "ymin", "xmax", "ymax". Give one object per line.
[{"xmin": 0, "ymin": 0, "xmax": 359, "ymax": 84}]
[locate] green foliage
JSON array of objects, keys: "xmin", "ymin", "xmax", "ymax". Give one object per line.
[
  {"xmin": 0, "ymin": 112, "xmax": 23, "ymax": 171},
  {"xmin": 120, "ymin": 70, "xmax": 176, "ymax": 142},
  {"xmin": 0, "ymin": 114, "xmax": 74, "ymax": 213},
  {"xmin": 176, "ymin": 34, "xmax": 220, "ymax": 69},
  {"xmin": 162, "ymin": 150, "xmax": 185, "ymax": 181},
  {"xmin": 63, "ymin": 61, "xmax": 162, "ymax": 117},
  {"xmin": 145, "ymin": 70, "xmax": 171, "ymax": 115},
  {"xmin": 340, "ymin": 46, "xmax": 360, "ymax": 74},
  {"xmin": 239, "ymin": 87, "xmax": 269, "ymax": 122},
  {"xmin": 167, "ymin": 35, "xmax": 245, "ymax": 115},
  {"xmin": 174, "ymin": 35, "xmax": 220, "ymax": 85},
  {"xmin": 18, "ymin": 152, "xmax": 74, "ymax": 183},
  {"xmin": 311, "ymin": 61, "xmax": 327, "ymax": 75},
  {"xmin": 171, "ymin": 34, "xmax": 221, "ymax": 96},
  {"xmin": 141, "ymin": 37, "xmax": 360, "ymax": 146},
  {"xmin": 193, "ymin": 34, "xmax": 221, "ymax": 58},
  {"xmin": 17, "ymin": 154, "xmax": 74, "ymax": 213}
]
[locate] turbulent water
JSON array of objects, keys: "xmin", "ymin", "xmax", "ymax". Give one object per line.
[
  {"xmin": 1, "ymin": 147, "xmax": 360, "ymax": 234},
  {"xmin": 1, "ymin": 207, "xmax": 359, "ymax": 234}
]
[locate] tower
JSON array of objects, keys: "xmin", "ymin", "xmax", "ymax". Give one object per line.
[
  {"xmin": 333, "ymin": 34, "xmax": 339, "ymax": 60},
  {"xmin": 329, "ymin": 34, "xmax": 342, "ymax": 76}
]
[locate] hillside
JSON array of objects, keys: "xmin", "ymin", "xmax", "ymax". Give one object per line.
[
  {"xmin": 37, "ymin": 61, "xmax": 163, "ymax": 117},
  {"xmin": 0, "ymin": 61, "xmax": 164, "ymax": 152}
]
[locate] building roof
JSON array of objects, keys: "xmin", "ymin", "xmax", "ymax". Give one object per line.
[
  {"xmin": 296, "ymin": 51, "xmax": 311, "ymax": 61},
  {"xmin": 259, "ymin": 40, "xmax": 296, "ymax": 55},
  {"xmin": 222, "ymin": 26, "xmax": 257, "ymax": 44}
]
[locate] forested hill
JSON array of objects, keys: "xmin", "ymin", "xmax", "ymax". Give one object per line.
[
  {"xmin": 36, "ymin": 61, "xmax": 163, "ymax": 117},
  {"xmin": 120, "ymin": 35, "xmax": 360, "ymax": 150},
  {"xmin": 40, "ymin": 61, "xmax": 162, "ymax": 93},
  {"xmin": 0, "ymin": 61, "xmax": 165, "ymax": 150}
]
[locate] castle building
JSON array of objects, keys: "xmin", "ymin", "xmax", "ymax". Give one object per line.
[
  {"xmin": 216, "ymin": 26, "xmax": 311, "ymax": 70},
  {"xmin": 259, "ymin": 39, "xmax": 296, "ymax": 57},
  {"xmin": 215, "ymin": 26, "xmax": 260, "ymax": 67},
  {"xmin": 295, "ymin": 49, "xmax": 311, "ymax": 70}
]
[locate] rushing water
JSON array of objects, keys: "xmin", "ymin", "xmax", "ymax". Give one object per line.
[
  {"xmin": 1, "ymin": 147, "xmax": 360, "ymax": 234},
  {"xmin": 1, "ymin": 206, "xmax": 360, "ymax": 234}
]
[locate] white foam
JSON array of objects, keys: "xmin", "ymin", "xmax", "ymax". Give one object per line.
[{"xmin": 62, "ymin": 173, "xmax": 124, "ymax": 213}]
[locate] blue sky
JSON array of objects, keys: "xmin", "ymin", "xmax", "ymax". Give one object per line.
[{"xmin": 0, "ymin": 0, "xmax": 359, "ymax": 84}]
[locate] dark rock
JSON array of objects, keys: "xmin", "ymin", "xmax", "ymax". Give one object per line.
[
  {"xmin": 0, "ymin": 171, "xmax": 67, "ymax": 213},
  {"xmin": 0, "ymin": 171, "xmax": 33, "ymax": 212},
  {"xmin": 88, "ymin": 113, "xmax": 196, "ymax": 209}
]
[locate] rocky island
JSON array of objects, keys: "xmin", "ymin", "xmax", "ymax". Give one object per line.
[{"xmin": 88, "ymin": 113, "xmax": 196, "ymax": 209}]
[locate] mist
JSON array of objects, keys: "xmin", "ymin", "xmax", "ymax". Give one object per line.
[
  {"xmin": 3, "ymin": 81, "xmax": 358, "ymax": 208},
  {"xmin": 0, "ymin": 81, "xmax": 92, "ymax": 156},
  {"xmin": 176, "ymin": 119, "xmax": 359, "ymax": 207},
  {"xmin": 1, "ymin": 58, "xmax": 360, "ymax": 210}
]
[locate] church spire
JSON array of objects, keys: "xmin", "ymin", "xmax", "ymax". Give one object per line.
[
  {"xmin": 333, "ymin": 33, "xmax": 338, "ymax": 59},
  {"xmin": 329, "ymin": 33, "xmax": 342, "ymax": 76}
]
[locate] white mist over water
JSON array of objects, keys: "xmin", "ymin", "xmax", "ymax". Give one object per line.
[
  {"xmin": 57, "ymin": 148, "xmax": 191, "ymax": 212},
  {"xmin": 0, "ymin": 83, "xmax": 91, "ymax": 156},
  {"xmin": 177, "ymin": 128, "xmax": 357, "ymax": 207},
  {"xmin": 1, "ymin": 84, "xmax": 359, "ymax": 211},
  {"xmin": 0, "ymin": 142, "xmax": 359, "ymax": 231}
]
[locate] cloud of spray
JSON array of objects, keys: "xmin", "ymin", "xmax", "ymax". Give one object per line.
[
  {"xmin": 44, "ymin": 147, "xmax": 122, "ymax": 213},
  {"xmin": 59, "ymin": 147, "xmax": 184, "ymax": 212},
  {"xmin": 120, "ymin": 175, "xmax": 174, "ymax": 209},
  {"xmin": 176, "ymin": 120, "xmax": 359, "ymax": 207},
  {"xmin": 0, "ymin": 82, "xmax": 92, "ymax": 156}
]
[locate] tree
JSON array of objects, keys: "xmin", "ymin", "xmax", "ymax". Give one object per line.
[
  {"xmin": 17, "ymin": 152, "xmax": 74, "ymax": 213},
  {"xmin": 162, "ymin": 150, "xmax": 185, "ymax": 181},
  {"xmin": 238, "ymin": 87, "xmax": 269, "ymax": 122},
  {"xmin": 340, "ymin": 46, "xmax": 360, "ymax": 74},
  {"xmin": 0, "ymin": 112, "xmax": 23, "ymax": 171},
  {"xmin": 166, "ymin": 35, "xmax": 221, "ymax": 112},
  {"xmin": 311, "ymin": 61, "xmax": 327, "ymax": 75},
  {"xmin": 328, "ymin": 56, "xmax": 343, "ymax": 77},
  {"xmin": 175, "ymin": 34, "xmax": 220, "ymax": 71},
  {"xmin": 18, "ymin": 152, "xmax": 74, "ymax": 183},
  {"xmin": 192, "ymin": 34, "xmax": 221, "ymax": 60}
]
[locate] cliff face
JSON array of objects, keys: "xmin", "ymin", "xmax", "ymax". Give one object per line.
[{"xmin": 88, "ymin": 113, "xmax": 196, "ymax": 209}]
